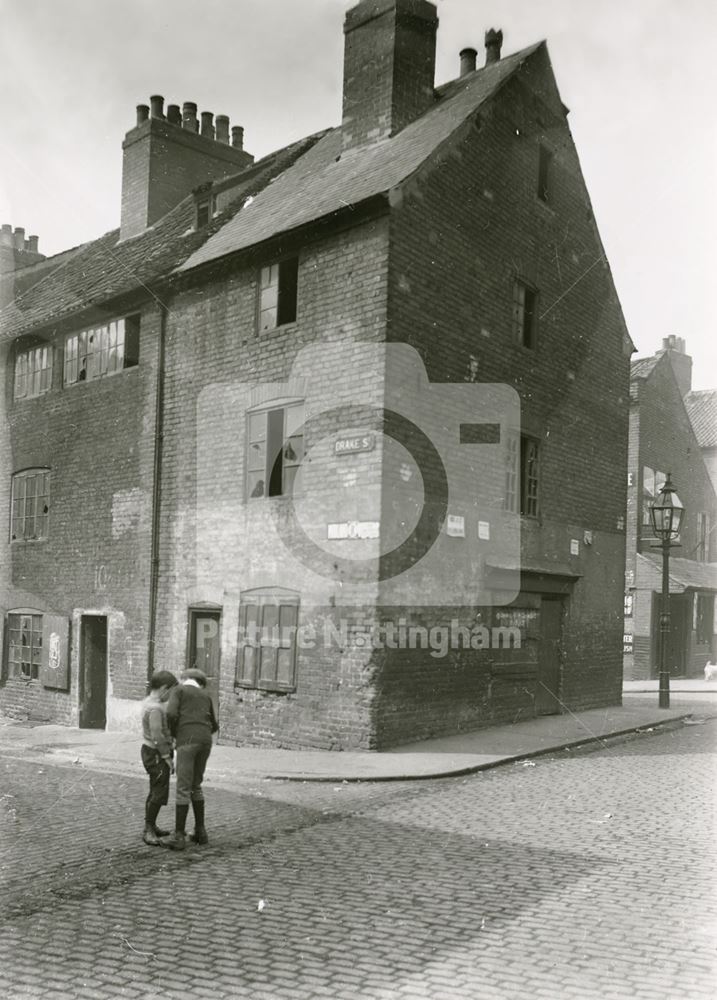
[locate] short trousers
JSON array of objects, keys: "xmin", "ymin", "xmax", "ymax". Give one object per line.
[{"xmin": 141, "ymin": 745, "xmax": 171, "ymax": 807}]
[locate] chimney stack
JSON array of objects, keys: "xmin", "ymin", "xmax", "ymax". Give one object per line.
[
  {"xmin": 120, "ymin": 96, "xmax": 254, "ymax": 241},
  {"xmin": 459, "ymin": 47, "xmax": 477, "ymax": 77},
  {"xmin": 231, "ymin": 126, "xmax": 244, "ymax": 150},
  {"xmin": 484, "ymin": 28, "xmax": 503, "ymax": 64},
  {"xmin": 658, "ymin": 335, "xmax": 692, "ymax": 396},
  {"xmin": 27, "ymin": 235, "xmax": 39, "ymax": 253},
  {"xmin": 342, "ymin": 0, "xmax": 438, "ymax": 152},
  {"xmin": 13, "ymin": 227, "xmax": 25, "ymax": 251}
]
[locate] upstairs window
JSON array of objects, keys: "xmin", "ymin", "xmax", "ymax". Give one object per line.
[
  {"xmin": 537, "ymin": 145, "xmax": 552, "ymax": 203},
  {"xmin": 247, "ymin": 402, "xmax": 304, "ymax": 499},
  {"xmin": 64, "ymin": 316, "xmax": 140, "ymax": 385},
  {"xmin": 512, "ymin": 281, "xmax": 538, "ymax": 348},
  {"xmin": 14, "ymin": 345, "xmax": 52, "ymax": 400},
  {"xmin": 11, "ymin": 470, "xmax": 50, "ymax": 541},
  {"xmin": 504, "ymin": 434, "xmax": 540, "ymax": 517},
  {"xmin": 259, "ymin": 258, "xmax": 299, "ymax": 331}
]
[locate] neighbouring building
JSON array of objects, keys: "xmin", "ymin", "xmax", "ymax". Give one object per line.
[
  {"xmin": 623, "ymin": 337, "xmax": 717, "ymax": 680},
  {"xmin": 1, "ymin": 0, "xmax": 632, "ymax": 747}
]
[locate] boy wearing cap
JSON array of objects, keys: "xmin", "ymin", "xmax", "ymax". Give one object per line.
[{"xmin": 162, "ymin": 668, "xmax": 218, "ymax": 851}]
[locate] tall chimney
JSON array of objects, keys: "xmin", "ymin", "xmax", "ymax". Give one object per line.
[
  {"xmin": 13, "ymin": 227, "xmax": 25, "ymax": 250},
  {"xmin": 150, "ymin": 95, "xmax": 165, "ymax": 119},
  {"xmin": 182, "ymin": 102, "xmax": 198, "ymax": 132},
  {"xmin": 200, "ymin": 111, "xmax": 215, "ymax": 140},
  {"xmin": 136, "ymin": 104, "xmax": 149, "ymax": 126},
  {"xmin": 342, "ymin": 0, "xmax": 438, "ymax": 152},
  {"xmin": 167, "ymin": 104, "xmax": 182, "ymax": 126},
  {"xmin": 658, "ymin": 335, "xmax": 692, "ymax": 396},
  {"xmin": 231, "ymin": 126, "xmax": 244, "ymax": 150},
  {"xmin": 27, "ymin": 235, "xmax": 39, "ymax": 253},
  {"xmin": 484, "ymin": 28, "xmax": 503, "ymax": 65},
  {"xmin": 459, "ymin": 47, "xmax": 477, "ymax": 77}
]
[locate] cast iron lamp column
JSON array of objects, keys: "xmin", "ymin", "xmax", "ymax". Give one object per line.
[{"xmin": 648, "ymin": 473, "xmax": 684, "ymax": 709}]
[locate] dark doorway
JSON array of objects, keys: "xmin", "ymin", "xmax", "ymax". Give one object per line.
[
  {"xmin": 535, "ymin": 597, "xmax": 563, "ymax": 716},
  {"xmin": 651, "ymin": 592, "xmax": 690, "ymax": 677},
  {"xmin": 187, "ymin": 608, "xmax": 221, "ymax": 716},
  {"xmin": 79, "ymin": 615, "xmax": 107, "ymax": 729}
]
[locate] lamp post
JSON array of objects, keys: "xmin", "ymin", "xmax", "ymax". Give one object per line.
[{"xmin": 648, "ymin": 473, "xmax": 684, "ymax": 708}]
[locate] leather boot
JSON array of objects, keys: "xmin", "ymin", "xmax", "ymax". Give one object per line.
[
  {"xmin": 190, "ymin": 799, "xmax": 208, "ymax": 845},
  {"xmin": 162, "ymin": 804, "xmax": 189, "ymax": 851},
  {"xmin": 142, "ymin": 823, "xmax": 162, "ymax": 847}
]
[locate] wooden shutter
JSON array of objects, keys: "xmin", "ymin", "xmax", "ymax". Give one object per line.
[{"xmin": 41, "ymin": 614, "xmax": 70, "ymax": 690}]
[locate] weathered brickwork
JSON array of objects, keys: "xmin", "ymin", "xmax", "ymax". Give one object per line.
[
  {"xmin": 372, "ymin": 56, "xmax": 629, "ymax": 741},
  {"xmin": 0, "ymin": 304, "xmax": 160, "ymax": 724}
]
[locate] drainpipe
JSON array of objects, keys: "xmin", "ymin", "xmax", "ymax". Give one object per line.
[{"xmin": 147, "ymin": 301, "xmax": 168, "ymax": 680}]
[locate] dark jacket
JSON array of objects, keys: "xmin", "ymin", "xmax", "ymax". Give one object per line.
[{"xmin": 166, "ymin": 682, "xmax": 218, "ymax": 746}]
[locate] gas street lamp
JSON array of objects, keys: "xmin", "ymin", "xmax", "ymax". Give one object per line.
[{"xmin": 648, "ymin": 473, "xmax": 685, "ymax": 708}]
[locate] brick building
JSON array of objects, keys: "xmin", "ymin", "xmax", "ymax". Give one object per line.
[
  {"xmin": 623, "ymin": 337, "xmax": 717, "ymax": 680},
  {"xmin": 1, "ymin": 0, "xmax": 632, "ymax": 746}
]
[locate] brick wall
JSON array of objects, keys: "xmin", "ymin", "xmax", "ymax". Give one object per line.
[
  {"xmin": 0, "ymin": 304, "xmax": 160, "ymax": 723},
  {"xmin": 372, "ymin": 50, "xmax": 629, "ymax": 741},
  {"xmin": 153, "ymin": 218, "xmax": 391, "ymax": 748}
]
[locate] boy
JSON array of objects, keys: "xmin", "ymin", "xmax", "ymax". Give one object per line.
[
  {"xmin": 162, "ymin": 668, "xmax": 218, "ymax": 850},
  {"xmin": 140, "ymin": 670, "xmax": 178, "ymax": 846}
]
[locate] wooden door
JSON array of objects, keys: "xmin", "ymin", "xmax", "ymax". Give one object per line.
[
  {"xmin": 535, "ymin": 597, "xmax": 562, "ymax": 716},
  {"xmin": 79, "ymin": 615, "xmax": 107, "ymax": 729},
  {"xmin": 187, "ymin": 609, "xmax": 221, "ymax": 715}
]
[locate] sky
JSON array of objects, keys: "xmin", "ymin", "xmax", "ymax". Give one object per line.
[{"xmin": 0, "ymin": 0, "xmax": 715, "ymax": 388}]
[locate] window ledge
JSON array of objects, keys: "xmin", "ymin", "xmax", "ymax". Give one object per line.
[{"xmin": 258, "ymin": 322, "xmax": 297, "ymax": 337}]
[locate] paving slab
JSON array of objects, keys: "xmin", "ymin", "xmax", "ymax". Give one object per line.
[{"xmin": 1, "ymin": 687, "xmax": 714, "ymax": 784}]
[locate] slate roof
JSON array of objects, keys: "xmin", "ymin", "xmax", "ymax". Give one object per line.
[
  {"xmin": 179, "ymin": 42, "xmax": 542, "ymax": 273},
  {"xmin": 630, "ymin": 356, "xmax": 661, "ymax": 380},
  {"xmin": 640, "ymin": 553, "xmax": 717, "ymax": 592},
  {"xmin": 684, "ymin": 390, "xmax": 717, "ymax": 448},
  {"xmin": 0, "ymin": 134, "xmax": 322, "ymax": 341}
]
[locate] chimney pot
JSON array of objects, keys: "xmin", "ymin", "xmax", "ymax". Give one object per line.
[
  {"xmin": 27, "ymin": 235, "xmax": 39, "ymax": 253},
  {"xmin": 150, "ymin": 95, "xmax": 165, "ymax": 119},
  {"xmin": 459, "ymin": 47, "xmax": 477, "ymax": 77},
  {"xmin": 136, "ymin": 104, "xmax": 150, "ymax": 126},
  {"xmin": 484, "ymin": 28, "xmax": 503, "ymax": 64},
  {"xmin": 182, "ymin": 102, "xmax": 198, "ymax": 132},
  {"xmin": 167, "ymin": 103, "xmax": 181, "ymax": 126},
  {"xmin": 1, "ymin": 223, "xmax": 12, "ymax": 244},
  {"xmin": 200, "ymin": 111, "xmax": 215, "ymax": 140},
  {"xmin": 14, "ymin": 227, "xmax": 25, "ymax": 250},
  {"xmin": 231, "ymin": 125, "xmax": 244, "ymax": 150},
  {"xmin": 215, "ymin": 115, "xmax": 230, "ymax": 144}
]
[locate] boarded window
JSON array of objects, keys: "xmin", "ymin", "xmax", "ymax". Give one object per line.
[
  {"xmin": 259, "ymin": 257, "xmax": 299, "ymax": 331},
  {"xmin": 512, "ymin": 281, "xmax": 537, "ymax": 348},
  {"xmin": 64, "ymin": 315, "xmax": 140, "ymax": 385},
  {"xmin": 14, "ymin": 344, "xmax": 52, "ymax": 399},
  {"xmin": 247, "ymin": 402, "xmax": 304, "ymax": 499},
  {"xmin": 236, "ymin": 592, "xmax": 299, "ymax": 692},
  {"xmin": 11, "ymin": 470, "xmax": 50, "ymax": 541}
]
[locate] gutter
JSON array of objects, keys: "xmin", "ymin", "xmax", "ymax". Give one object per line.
[{"xmin": 147, "ymin": 300, "xmax": 168, "ymax": 679}]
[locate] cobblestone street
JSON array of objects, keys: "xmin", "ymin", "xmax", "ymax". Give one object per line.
[{"xmin": 1, "ymin": 720, "xmax": 715, "ymax": 1000}]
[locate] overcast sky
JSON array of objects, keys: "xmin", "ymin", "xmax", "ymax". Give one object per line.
[{"xmin": 1, "ymin": 0, "xmax": 715, "ymax": 388}]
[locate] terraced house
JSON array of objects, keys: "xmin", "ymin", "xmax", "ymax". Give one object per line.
[{"xmin": 0, "ymin": 0, "xmax": 632, "ymax": 748}]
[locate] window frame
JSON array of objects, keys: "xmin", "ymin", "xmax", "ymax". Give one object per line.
[
  {"xmin": 7, "ymin": 611, "xmax": 43, "ymax": 680},
  {"xmin": 236, "ymin": 591, "xmax": 299, "ymax": 693},
  {"xmin": 10, "ymin": 469, "xmax": 51, "ymax": 542},
  {"xmin": 246, "ymin": 401, "xmax": 304, "ymax": 500},
  {"xmin": 512, "ymin": 280, "xmax": 538, "ymax": 349},
  {"xmin": 257, "ymin": 257, "xmax": 299, "ymax": 332},
  {"xmin": 14, "ymin": 343, "xmax": 53, "ymax": 400},
  {"xmin": 504, "ymin": 433, "xmax": 540, "ymax": 518},
  {"xmin": 63, "ymin": 315, "xmax": 140, "ymax": 386}
]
